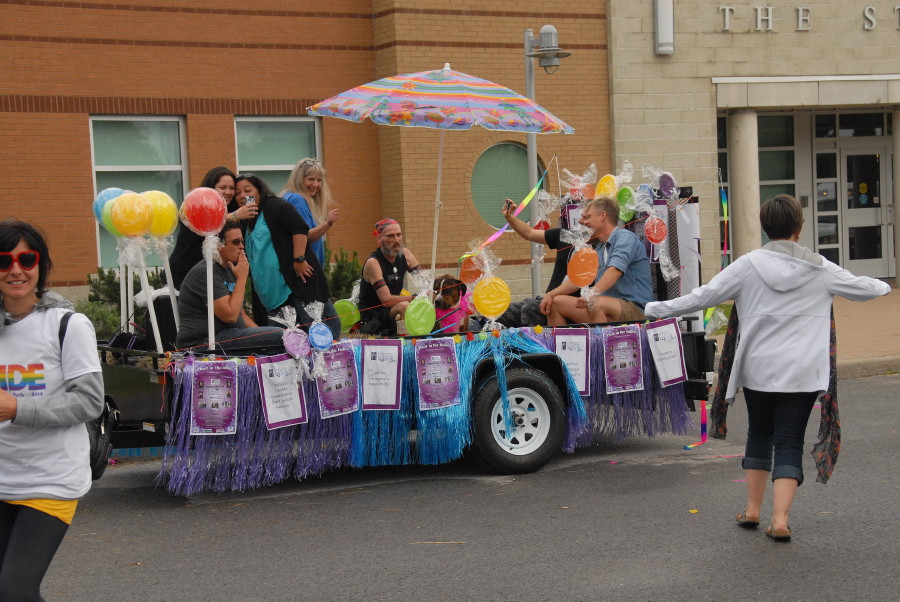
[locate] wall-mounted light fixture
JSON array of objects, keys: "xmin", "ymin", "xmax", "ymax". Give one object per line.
[{"xmin": 654, "ymin": 0, "xmax": 675, "ymax": 54}]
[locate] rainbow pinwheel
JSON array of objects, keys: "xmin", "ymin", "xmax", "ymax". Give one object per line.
[{"xmin": 308, "ymin": 64, "xmax": 574, "ymax": 271}]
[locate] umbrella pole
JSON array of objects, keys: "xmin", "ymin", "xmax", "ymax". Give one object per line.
[{"xmin": 429, "ymin": 129, "xmax": 445, "ymax": 280}]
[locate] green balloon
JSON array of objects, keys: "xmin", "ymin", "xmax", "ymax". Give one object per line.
[
  {"xmin": 334, "ymin": 299, "xmax": 360, "ymax": 333},
  {"xmin": 405, "ymin": 296, "xmax": 437, "ymax": 336},
  {"xmin": 617, "ymin": 186, "xmax": 636, "ymax": 223},
  {"xmin": 101, "ymin": 199, "xmax": 124, "ymax": 237}
]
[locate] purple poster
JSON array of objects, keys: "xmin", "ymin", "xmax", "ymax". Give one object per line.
[
  {"xmin": 602, "ymin": 324, "xmax": 644, "ymax": 394},
  {"xmin": 361, "ymin": 339, "xmax": 403, "ymax": 411},
  {"xmin": 415, "ymin": 338, "xmax": 461, "ymax": 411},
  {"xmin": 315, "ymin": 341, "xmax": 359, "ymax": 419},
  {"xmin": 256, "ymin": 353, "xmax": 308, "ymax": 430},
  {"xmin": 190, "ymin": 361, "xmax": 238, "ymax": 435},
  {"xmin": 553, "ymin": 328, "xmax": 591, "ymax": 396},
  {"xmin": 645, "ymin": 318, "xmax": 688, "ymax": 387}
]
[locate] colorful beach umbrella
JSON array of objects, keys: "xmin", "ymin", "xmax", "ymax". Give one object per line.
[{"xmin": 308, "ymin": 64, "xmax": 574, "ymax": 271}]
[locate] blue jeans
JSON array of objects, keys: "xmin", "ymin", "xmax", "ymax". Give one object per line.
[{"xmin": 742, "ymin": 388, "xmax": 818, "ymax": 485}]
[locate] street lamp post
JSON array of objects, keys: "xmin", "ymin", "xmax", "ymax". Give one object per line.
[{"xmin": 524, "ymin": 25, "xmax": 570, "ymax": 297}]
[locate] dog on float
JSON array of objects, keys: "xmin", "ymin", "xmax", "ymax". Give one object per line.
[{"xmin": 432, "ymin": 274, "xmax": 473, "ymax": 333}]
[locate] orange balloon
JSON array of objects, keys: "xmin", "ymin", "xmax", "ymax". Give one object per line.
[
  {"xmin": 567, "ymin": 247, "xmax": 599, "ymax": 288},
  {"xmin": 582, "ymin": 183, "xmax": 596, "ymax": 200},
  {"xmin": 458, "ymin": 255, "xmax": 483, "ymax": 285}
]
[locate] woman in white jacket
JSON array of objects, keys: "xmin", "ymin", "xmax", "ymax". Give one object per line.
[{"xmin": 645, "ymin": 195, "xmax": 890, "ymax": 541}]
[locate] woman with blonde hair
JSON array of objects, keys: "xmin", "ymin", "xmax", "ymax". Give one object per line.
[{"xmin": 282, "ymin": 158, "xmax": 339, "ymax": 267}]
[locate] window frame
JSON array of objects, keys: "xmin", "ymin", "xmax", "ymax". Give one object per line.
[{"xmin": 234, "ymin": 116, "xmax": 322, "ymax": 192}]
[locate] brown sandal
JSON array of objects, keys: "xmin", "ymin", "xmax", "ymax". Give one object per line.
[
  {"xmin": 735, "ymin": 509, "xmax": 760, "ymax": 528},
  {"xmin": 765, "ymin": 525, "xmax": 792, "ymax": 541}
]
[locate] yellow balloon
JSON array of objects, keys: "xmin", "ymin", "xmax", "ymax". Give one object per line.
[
  {"xmin": 594, "ymin": 174, "xmax": 619, "ymax": 201},
  {"xmin": 472, "ymin": 276, "xmax": 511, "ymax": 320},
  {"xmin": 110, "ymin": 192, "xmax": 153, "ymax": 237},
  {"xmin": 144, "ymin": 190, "xmax": 178, "ymax": 238}
]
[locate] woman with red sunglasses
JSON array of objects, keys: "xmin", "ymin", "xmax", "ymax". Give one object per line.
[{"xmin": 0, "ymin": 220, "xmax": 104, "ymax": 600}]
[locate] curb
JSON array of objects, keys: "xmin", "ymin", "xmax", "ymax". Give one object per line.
[{"xmin": 837, "ymin": 356, "xmax": 900, "ymax": 380}]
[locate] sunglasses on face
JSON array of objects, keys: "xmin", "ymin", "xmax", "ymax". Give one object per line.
[
  {"xmin": 0, "ymin": 250, "xmax": 40, "ymax": 272},
  {"xmin": 227, "ymin": 238, "xmax": 245, "ymax": 246}
]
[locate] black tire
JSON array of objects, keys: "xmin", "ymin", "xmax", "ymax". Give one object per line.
[{"xmin": 471, "ymin": 366, "xmax": 566, "ymax": 474}]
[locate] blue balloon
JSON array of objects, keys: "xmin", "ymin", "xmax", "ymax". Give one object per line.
[
  {"xmin": 92, "ymin": 187, "xmax": 127, "ymax": 222},
  {"xmin": 308, "ymin": 321, "xmax": 334, "ymax": 351}
]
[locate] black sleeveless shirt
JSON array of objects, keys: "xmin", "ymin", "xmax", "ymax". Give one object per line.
[{"xmin": 358, "ymin": 249, "xmax": 410, "ymax": 320}]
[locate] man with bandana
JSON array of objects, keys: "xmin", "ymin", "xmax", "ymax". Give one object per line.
[{"xmin": 358, "ymin": 219, "xmax": 423, "ymax": 335}]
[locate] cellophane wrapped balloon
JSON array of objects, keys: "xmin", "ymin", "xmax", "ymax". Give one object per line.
[{"xmin": 180, "ymin": 187, "xmax": 227, "ymax": 236}]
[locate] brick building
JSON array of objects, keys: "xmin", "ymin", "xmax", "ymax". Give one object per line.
[{"xmin": 0, "ymin": 0, "xmax": 609, "ymax": 299}]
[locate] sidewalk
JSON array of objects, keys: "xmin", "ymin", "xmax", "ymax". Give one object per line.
[{"xmin": 713, "ymin": 286, "xmax": 900, "ymax": 380}]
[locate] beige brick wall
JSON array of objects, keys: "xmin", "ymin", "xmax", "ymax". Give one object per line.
[{"xmin": 608, "ymin": 0, "xmax": 900, "ymax": 284}]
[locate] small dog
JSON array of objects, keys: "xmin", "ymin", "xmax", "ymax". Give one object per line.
[{"xmin": 433, "ymin": 274, "xmax": 471, "ymax": 333}]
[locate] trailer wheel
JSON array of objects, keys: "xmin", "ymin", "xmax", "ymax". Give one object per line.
[{"xmin": 471, "ymin": 366, "xmax": 566, "ymax": 474}]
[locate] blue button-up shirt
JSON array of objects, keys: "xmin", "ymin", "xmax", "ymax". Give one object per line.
[{"xmin": 594, "ymin": 228, "xmax": 653, "ymax": 309}]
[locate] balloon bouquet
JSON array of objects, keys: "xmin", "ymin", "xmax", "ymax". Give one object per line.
[{"xmin": 92, "ymin": 189, "xmax": 173, "ymax": 352}]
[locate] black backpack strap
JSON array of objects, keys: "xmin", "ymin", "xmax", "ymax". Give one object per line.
[{"xmin": 58, "ymin": 310, "xmax": 74, "ymax": 350}]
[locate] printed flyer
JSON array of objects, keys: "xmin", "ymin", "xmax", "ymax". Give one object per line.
[
  {"xmin": 190, "ymin": 361, "xmax": 238, "ymax": 435},
  {"xmin": 315, "ymin": 341, "xmax": 359, "ymax": 419},
  {"xmin": 256, "ymin": 353, "xmax": 307, "ymax": 429},
  {"xmin": 360, "ymin": 339, "xmax": 403, "ymax": 411},
  {"xmin": 415, "ymin": 338, "xmax": 461, "ymax": 411},
  {"xmin": 554, "ymin": 328, "xmax": 591, "ymax": 396},
  {"xmin": 645, "ymin": 318, "xmax": 688, "ymax": 387},
  {"xmin": 602, "ymin": 324, "xmax": 644, "ymax": 394}
]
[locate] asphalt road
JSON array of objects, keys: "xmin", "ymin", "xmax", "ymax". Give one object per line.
[{"xmin": 44, "ymin": 373, "xmax": 899, "ymax": 601}]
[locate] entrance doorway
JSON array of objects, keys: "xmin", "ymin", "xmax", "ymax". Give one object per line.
[{"xmin": 840, "ymin": 148, "xmax": 894, "ymax": 277}]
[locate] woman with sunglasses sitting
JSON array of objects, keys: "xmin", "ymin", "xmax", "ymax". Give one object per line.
[
  {"xmin": 0, "ymin": 220, "xmax": 104, "ymax": 600},
  {"xmin": 281, "ymin": 158, "xmax": 340, "ymax": 268},
  {"xmin": 235, "ymin": 173, "xmax": 341, "ymax": 341}
]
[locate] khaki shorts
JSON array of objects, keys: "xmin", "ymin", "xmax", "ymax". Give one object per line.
[{"xmin": 617, "ymin": 298, "xmax": 646, "ymax": 322}]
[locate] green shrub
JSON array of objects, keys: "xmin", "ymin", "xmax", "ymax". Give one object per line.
[
  {"xmin": 75, "ymin": 299, "xmax": 121, "ymax": 341},
  {"xmin": 324, "ymin": 245, "xmax": 361, "ymax": 301}
]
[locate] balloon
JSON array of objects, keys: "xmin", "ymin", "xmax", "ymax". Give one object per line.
[
  {"xmin": 309, "ymin": 321, "xmax": 334, "ymax": 351},
  {"xmin": 645, "ymin": 215, "xmax": 668, "ymax": 244},
  {"xmin": 658, "ymin": 172, "xmax": 678, "ymax": 198},
  {"xmin": 617, "ymin": 186, "xmax": 636, "ymax": 223},
  {"xmin": 472, "ymin": 276, "xmax": 511, "ymax": 320},
  {"xmin": 100, "ymin": 199, "xmax": 124, "ymax": 237},
  {"xmin": 405, "ymin": 296, "xmax": 437, "ymax": 337},
  {"xmin": 93, "ymin": 187, "xmax": 126, "ymax": 223},
  {"xmin": 144, "ymin": 190, "xmax": 179, "ymax": 238},
  {"xmin": 110, "ymin": 192, "xmax": 153, "ymax": 237},
  {"xmin": 567, "ymin": 247, "xmax": 599, "ymax": 288},
  {"xmin": 582, "ymin": 183, "xmax": 595, "ymax": 200},
  {"xmin": 180, "ymin": 187, "xmax": 227, "ymax": 236},
  {"xmin": 594, "ymin": 174, "xmax": 618, "ymax": 201},
  {"xmin": 458, "ymin": 255, "xmax": 483, "ymax": 285},
  {"xmin": 635, "ymin": 184, "xmax": 654, "ymax": 208},
  {"xmin": 334, "ymin": 299, "xmax": 360, "ymax": 333}
]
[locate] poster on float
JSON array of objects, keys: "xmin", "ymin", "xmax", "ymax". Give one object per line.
[
  {"xmin": 256, "ymin": 354, "xmax": 307, "ymax": 429},
  {"xmin": 315, "ymin": 341, "xmax": 359, "ymax": 419},
  {"xmin": 415, "ymin": 338, "xmax": 461, "ymax": 411},
  {"xmin": 645, "ymin": 318, "xmax": 688, "ymax": 387},
  {"xmin": 360, "ymin": 339, "xmax": 403, "ymax": 411},
  {"xmin": 553, "ymin": 328, "xmax": 591, "ymax": 396},
  {"xmin": 190, "ymin": 361, "xmax": 238, "ymax": 435},
  {"xmin": 602, "ymin": 324, "xmax": 644, "ymax": 394}
]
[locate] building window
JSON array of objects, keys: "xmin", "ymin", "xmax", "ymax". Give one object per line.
[
  {"xmin": 716, "ymin": 115, "xmax": 732, "ymax": 267},
  {"xmin": 235, "ymin": 117, "xmax": 319, "ymax": 195},
  {"xmin": 758, "ymin": 114, "xmax": 796, "ymax": 245},
  {"xmin": 471, "ymin": 143, "xmax": 542, "ymax": 229},
  {"xmin": 91, "ymin": 116, "xmax": 187, "ymax": 269}
]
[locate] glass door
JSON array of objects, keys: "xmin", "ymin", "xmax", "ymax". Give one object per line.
[{"xmin": 840, "ymin": 149, "xmax": 893, "ymax": 277}]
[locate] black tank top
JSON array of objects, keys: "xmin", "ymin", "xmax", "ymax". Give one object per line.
[{"xmin": 358, "ymin": 249, "xmax": 410, "ymax": 316}]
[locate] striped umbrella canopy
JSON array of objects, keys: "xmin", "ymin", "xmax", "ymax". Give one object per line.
[
  {"xmin": 308, "ymin": 64, "xmax": 574, "ymax": 134},
  {"xmin": 308, "ymin": 64, "xmax": 574, "ymax": 274}
]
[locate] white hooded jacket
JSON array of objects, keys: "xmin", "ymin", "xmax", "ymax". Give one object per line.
[{"xmin": 644, "ymin": 241, "xmax": 891, "ymax": 401}]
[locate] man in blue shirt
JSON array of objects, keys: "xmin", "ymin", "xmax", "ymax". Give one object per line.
[{"xmin": 540, "ymin": 197, "xmax": 652, "ymax": 325}]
